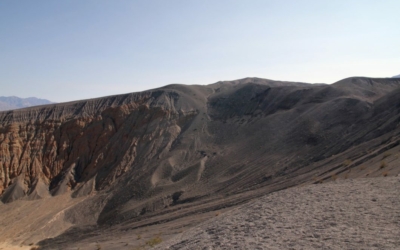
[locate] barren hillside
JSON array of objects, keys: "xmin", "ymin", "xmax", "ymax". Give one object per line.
[{"xmin": 1, "ymin": 77, "xmax": 400, "ymax": 249}]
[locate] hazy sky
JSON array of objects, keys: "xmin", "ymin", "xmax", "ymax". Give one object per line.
[{"xmin": 1, "ymin": 1, "xmax": 399, "ymax": 102}]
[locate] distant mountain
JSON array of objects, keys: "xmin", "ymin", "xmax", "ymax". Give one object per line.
[
  {"xmin": 0, "ymin": 96, "xmax": 54, "ymax": 111},
  {"xmin": 392, "ymin": 74, "xmax": 400, "ymax": 78}
]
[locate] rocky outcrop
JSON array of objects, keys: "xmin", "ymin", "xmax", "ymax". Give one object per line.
[
  {"xmin": 0, "ymin": 89, "xmax": 201, "ymax": 201},
  {"xmin": 1, "ymin": 76, "xmax": 400, "ymax": 210},
  {"xmin": 1, "ymin": 77, "xmax": 400, "ymax": 249}
]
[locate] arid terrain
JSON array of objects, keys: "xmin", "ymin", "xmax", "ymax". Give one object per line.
[
  {"xmin": 156, "ymin": 176, "xmax": 400, "ymax": 250},
  {"xmin": 1, "ymin": 77, "xmax": 400, "ymax": 249}
]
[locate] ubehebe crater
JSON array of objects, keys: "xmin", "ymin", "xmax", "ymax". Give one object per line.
[{"xmin": 1, "ymin": 77, "xmax": 400, "ymax": 249}]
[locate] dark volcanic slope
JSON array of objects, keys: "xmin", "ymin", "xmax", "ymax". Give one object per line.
[{"xmin": 1, "ymin": 77, "xmax": 400, "ymax": 248}]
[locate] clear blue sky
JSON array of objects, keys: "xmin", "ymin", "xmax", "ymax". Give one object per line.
[{"xmin": 1, "ymin": 0, "xmax": 399, "ymax": 102}]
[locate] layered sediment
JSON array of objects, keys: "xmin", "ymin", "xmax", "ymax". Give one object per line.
[
  {"xmin": 0, "ymin": 89, "xmax": 200, "ymax": 201},
  {"xmin": 0, "ymin": 77, "xmax": 400, "ymax": 249}
]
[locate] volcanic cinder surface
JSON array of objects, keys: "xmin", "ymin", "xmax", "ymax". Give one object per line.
[{"xmin": 1, "ymin": 77, "xmax": 400, "ymax": 249}]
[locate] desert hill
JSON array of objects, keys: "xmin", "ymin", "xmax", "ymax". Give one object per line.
[
  {"xmin": 0, "ymin": 77, "xmax": 400, "ymax": 249},
  {"xmin": 0, "ymin": 96, "xmax": 53, "ymax": 111}
]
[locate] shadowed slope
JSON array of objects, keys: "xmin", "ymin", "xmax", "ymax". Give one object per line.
[{"xmin": 0, "ymin": 77, "xmax": 400, "ymax": 249}]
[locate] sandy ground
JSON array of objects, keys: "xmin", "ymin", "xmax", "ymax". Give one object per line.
[
  {"xmin": 3, "ymin": 176, "xmax": 400, "ymax": 250},
  {"xmin": 0, "ymin": 242, "xmax": 35, "ymax": 250},
  {"xmin": 156, "ymin": 176, "xmax": 400, "ymax": 249},
  {"xmin": 0, "ymin": 194, "xmax": 94, "ymax": 249}
]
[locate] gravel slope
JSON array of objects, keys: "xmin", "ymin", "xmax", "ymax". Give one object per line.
[{"xmin": 156, "ymin": 176, "xmax": 400, "ymax": 250}]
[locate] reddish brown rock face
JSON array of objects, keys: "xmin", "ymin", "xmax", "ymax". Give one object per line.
[
  {"xmin": 0, "ymin": 109, "xmax": 119, "ymax": 195},
  {"xmin": 2, "ymin": 78, "xmax": 400, "ymax": 249},
  {"xmin": 1, "ymin": 77, "xmax": 400, "ymax": 220},
  {"xmin": 0, "ymin": 90, "xmax": 198, "ymax": 201}
]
